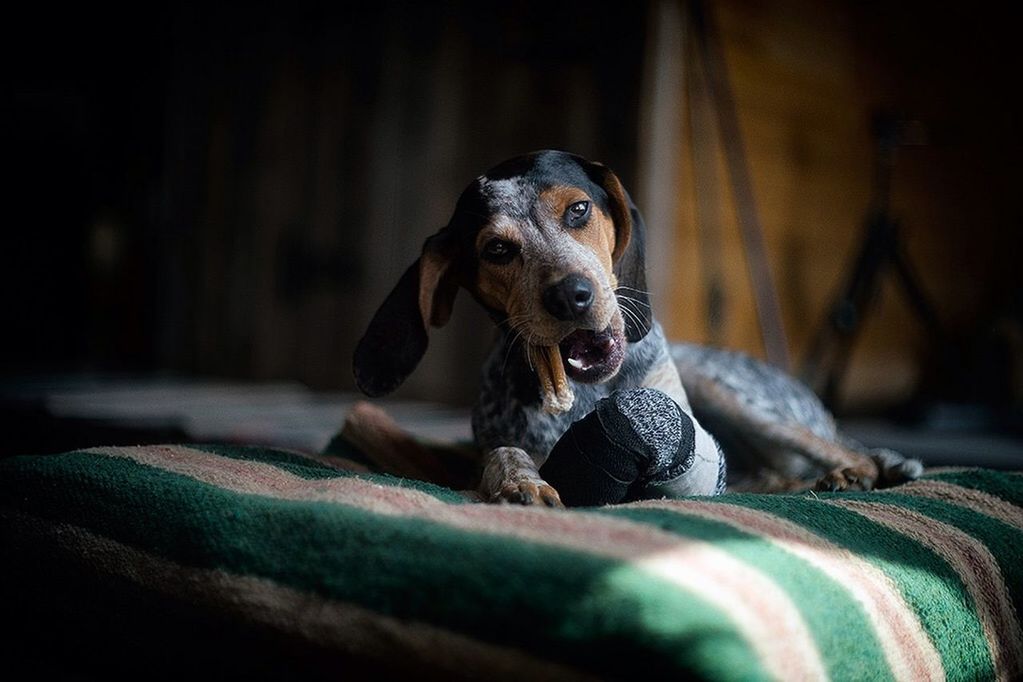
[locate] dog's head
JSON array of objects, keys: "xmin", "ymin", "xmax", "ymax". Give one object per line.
[{"xmin": 353, "ymin": 150, "xmax": 651, "ymax": 401}]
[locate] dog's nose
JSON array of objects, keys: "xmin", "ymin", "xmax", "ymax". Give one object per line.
[{"xmin": 543, "ymin": 275, "xmax": 595, "ymax": 321}]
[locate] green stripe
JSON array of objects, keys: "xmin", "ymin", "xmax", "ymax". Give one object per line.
[
  {"xmin": 923, "ymin": 469, "xmax": 1023, "ymax": 507},
  {"xmin": 602, "ymin": 506, "xmax": 892, "ymax": 682},
  {"xmin": 707, "ymin": 493, "xmax": 995, "ymax": 681},
  {"xmin": 189, "ymin": 443, "xmax": 358, "ymax": 479},
  {"xmin": 859, "ymin": 492, "xmax": 1023, "ymax": 624},
  {"xmin": 3, "ymin": 523, "xmax": 308, "ymax": 679},
  {"xmin": 187, "ymin": 444, "xmax": 471, "ymax": 504},
  {"xmin": 0, "ymin": 450, "xmax": 768, "ymax": 681}
]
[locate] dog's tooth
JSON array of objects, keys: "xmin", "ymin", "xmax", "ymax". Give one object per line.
[{"xmin": 567, "ymin": 357, "xmax": 584, "ymax": 369}]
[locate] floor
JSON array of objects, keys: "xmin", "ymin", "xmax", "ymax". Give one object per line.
[
  {"xmin": 0, "ymin": 374, "xmax": 470, "ymax": 458},
  {"xmin": 841, "ymin": 417, "xmax": 1023, "ymax": 470},
  {"xmin": 3, "ymin": 374, "xmax": 1021, "ymax": 471}
]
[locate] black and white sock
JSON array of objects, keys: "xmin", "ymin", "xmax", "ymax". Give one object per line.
[{"xmin": 540, "ymin": 388, "xmax": 725, "ymax": 507}]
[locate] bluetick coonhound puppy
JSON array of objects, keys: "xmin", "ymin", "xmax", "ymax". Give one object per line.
[{"xmin": 352, "ymin": 150, "xmax": 921, "ymax": 506}]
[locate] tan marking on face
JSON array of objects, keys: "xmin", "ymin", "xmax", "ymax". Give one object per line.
[
  {"xmin": 473, "ymin": 220, "xmax": 521, "ymax": 313},
  {"xmin": 538, "ymin": 186, "xmax": 617, "ymax": 279}
]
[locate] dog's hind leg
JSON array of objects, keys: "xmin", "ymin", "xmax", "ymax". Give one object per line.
[
  {"xmin": 673, "ymin": 345, "xmax": 920, "ymax": 491},
  {"xmin": 688, "ymin": 373, "xmax": 880, "ymax": 490},
  {"xmin": 838, "ymin": 435, "xmax": 925, "ymax": 488}
]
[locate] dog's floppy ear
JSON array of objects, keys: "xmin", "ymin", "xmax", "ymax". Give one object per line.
[
  {"xmin": 586, "ymin": 162, "xmax": 652, "ymax": 342},
  {"xmin": 353, "ymin": 230, "xmax": 460, "ymax": 397}
]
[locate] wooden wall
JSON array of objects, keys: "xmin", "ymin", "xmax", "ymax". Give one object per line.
[{"xmin": 649, "ymin": 0, "xmax": 1020, "ymax": 411}]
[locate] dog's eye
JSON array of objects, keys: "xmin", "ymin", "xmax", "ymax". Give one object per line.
[
  {"xmin": 481, "ymin": 239, "xmax": 519, "ymax": 264},
  {"xmin": 564, "ymin": 200, "xmax": 591, "ymax": 228}
]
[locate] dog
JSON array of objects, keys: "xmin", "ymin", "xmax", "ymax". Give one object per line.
[{"xmin": 351, "ymin": 150, "xmax": 921, "ymax": 506}]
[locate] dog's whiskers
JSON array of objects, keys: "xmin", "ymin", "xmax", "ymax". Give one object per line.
[
  {"xmin": 502, "ymin": 330, "xmax": 525, "ymax": 373},
  {"xmin": 616, "ymin": 293, "xmax": 652, "ymax": 310},
  {"xmin": 615, "ymin": 285, "xmax": 651, "ymax": 296},
  {"xmin": 619, "ymin": 301, "xmax": 650, "ymax": 336},
  {"xmin": 506, "ymin": 317, "xmax": 539, "ymax": 374},
  {"xmin": 607, "ymin": 285, "xmax": 652, "ymax": 335},
  {"xmin": 502, "ymin": 317, "xmax": 534, "ymax": 375},
  {"xmin": 632, "ymin": 309, "xmax": 651, "ymax": 335}
]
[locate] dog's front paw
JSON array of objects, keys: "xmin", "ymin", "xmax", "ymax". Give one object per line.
[
  {"xmin": 493, "ymin": 479, "xmax": 564, "ymax": 507},
  {"xmin": 481, "ymin": 446, "xmax": 563, "ymax": 507},
  {"xmin": 815, "ymin": 466, "xmax": 876, "ymax": 492}
]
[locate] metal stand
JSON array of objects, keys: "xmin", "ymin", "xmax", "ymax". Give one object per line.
[{"xmin": 802, "ymin": 114, "xmax": 946, "ymax": 408}]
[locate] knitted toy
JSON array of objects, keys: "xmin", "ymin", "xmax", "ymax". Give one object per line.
[{"xmin": 540, "ymin": 388, "xmax": 726, "ymax": 507}]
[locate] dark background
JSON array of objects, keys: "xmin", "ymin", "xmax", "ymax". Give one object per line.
[
  {"xmin": 5, "ymin": 0, "xmax": 1023, "ymax": 459},
  {"xmin": 8, "ymin": 1, "xmax": 646, "ymax": 400}
]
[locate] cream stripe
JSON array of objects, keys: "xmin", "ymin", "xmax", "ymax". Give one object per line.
[
  {"xmin": 86, "ymin": 445, "xmax": 453, "ymax": 513},
  {"xmin": 3, "ymin": 509, "xmax": 593, "ymax": 681},
  {"xmin": 893, "ymin": 480, "xmax": 1023, "ymax": 531},
  {"xmin": 271, "ymin": 448, "xmax": 375, "ymax": 474},
  {"xmin": 88, "ymin": 445, "xmax": 827, "ymax": 681},
  {"xmin": 830, "ymin": 500, "xmax": 1023, "ymax": 681},
  {"xmin": 629, "ymin": 499, "xmax": 944, "ymax": 682},
  {"xmin": 282, "ymin": 447, "xmax": 374, "ymax": 473}
]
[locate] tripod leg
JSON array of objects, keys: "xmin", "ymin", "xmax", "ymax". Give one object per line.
[
  {"xmin": 890, "ymin": 245, "xmax": 967, "ymax": 394},
  {"xmin": 802, "ymin": 222, "xmax": 889, "ymax": 406},
  {"xmin": 890, "ymin": 245, "xmax": 943, "ymax": 337}
]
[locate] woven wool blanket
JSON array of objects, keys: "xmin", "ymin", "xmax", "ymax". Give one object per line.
[{"xmin": 1, "ymin": 442, "xmax": 1021, "ymax": 681}]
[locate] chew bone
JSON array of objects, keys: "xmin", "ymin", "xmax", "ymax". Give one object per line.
[{"xmin": 530, "ymin": 344, "xmax": 574, "ymax": 414}]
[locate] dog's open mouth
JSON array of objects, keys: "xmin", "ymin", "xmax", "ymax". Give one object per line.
[{"xmin": 558, "ymin": 326, "xmax": 626, "ymax": 383}]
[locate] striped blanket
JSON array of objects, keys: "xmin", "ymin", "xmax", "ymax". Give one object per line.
[{"xmin": 1, "ymin": 442, "xmax": 1021, "ymax": 681}]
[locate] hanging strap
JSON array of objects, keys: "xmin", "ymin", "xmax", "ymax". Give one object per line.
[{"xmin": 685, "ymin": 2, "xmax": 727, "ymax": 346}]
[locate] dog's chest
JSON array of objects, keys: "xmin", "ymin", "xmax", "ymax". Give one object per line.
[
  {"xmin": 472, "ymin": 373, "xmax": 613, "ymax": 462},
  {"xmin": 471, "ymin": 326, "xmax": 666, "ymax": 462}
]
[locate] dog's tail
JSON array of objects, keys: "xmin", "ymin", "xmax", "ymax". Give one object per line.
[{"xmin": 341, "ymin": 402, "xmax": 480, "ymax": 491}]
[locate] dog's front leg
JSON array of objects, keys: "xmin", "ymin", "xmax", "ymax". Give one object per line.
[{"xmin": 480, "ymin": 446, "xmax": 564, "ymax": 507}]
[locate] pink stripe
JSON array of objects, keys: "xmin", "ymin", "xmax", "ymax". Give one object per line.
[
  {"xmin": 831, "ymin": 500, "xmax": 1023, "ymax": 680},
  {"xmin": 894, "ymin": 480, "xmax": 1023, "ymax": 531}
]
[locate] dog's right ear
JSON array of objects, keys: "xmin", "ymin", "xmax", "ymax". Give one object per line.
[
  {"xmin": 353, "ymin": 230, "xmax": 460, "ymax": 397},
  {"xmin": 583, "ymin": 161, "xmax": 652, "ymax": 342}
]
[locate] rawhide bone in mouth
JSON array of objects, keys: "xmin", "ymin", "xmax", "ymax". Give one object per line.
[{"xmin": 530, "ymin": 343, "xmax": 575, "ymax": 414}]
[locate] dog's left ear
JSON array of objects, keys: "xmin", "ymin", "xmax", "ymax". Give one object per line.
[
  {"xmin": 585, "ymin": 162, "xmax": 652, "ymax": 342},
  {"xmin": 352, "ymin": 229, "xmax": 460, "ymax": 397}
]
